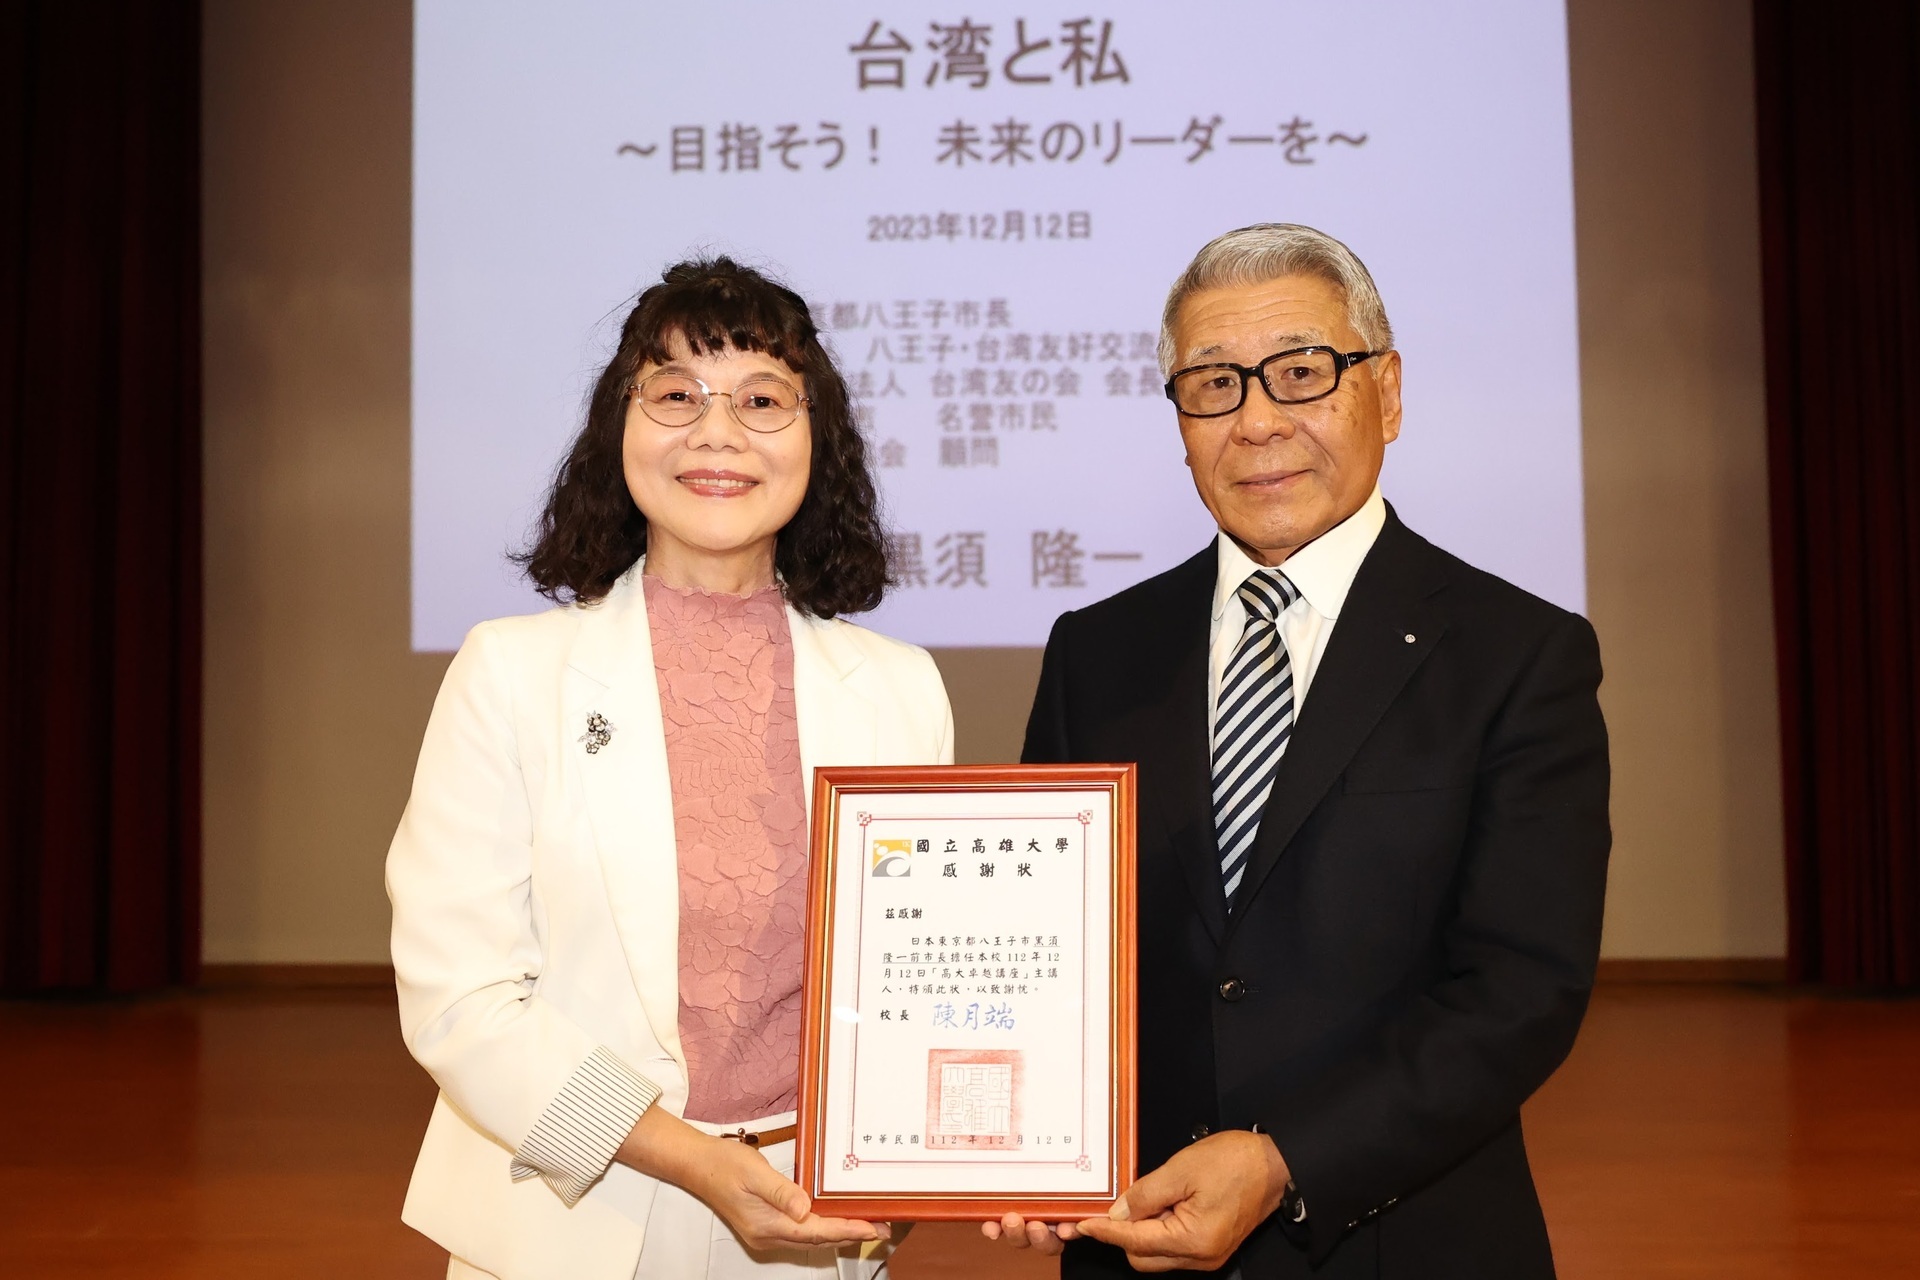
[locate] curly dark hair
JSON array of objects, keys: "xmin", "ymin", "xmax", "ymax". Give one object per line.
[{"xmin": 515, "ymin": 257, "xmax": 890, "ymax": 617}]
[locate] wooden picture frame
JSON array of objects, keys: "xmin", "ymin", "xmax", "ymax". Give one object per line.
[{"xmin": 795, "ymin": 764, "xmax": 1137, "ymax": 1221}]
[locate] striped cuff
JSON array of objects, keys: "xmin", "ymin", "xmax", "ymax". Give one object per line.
[{"xmin": 510, "ymin": 1046, "xmax": 662, "ymax": 1206}]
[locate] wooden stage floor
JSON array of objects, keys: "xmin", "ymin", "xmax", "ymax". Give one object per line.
[{"xmin": 1, "ymin": 984, "xmax": 1915, "ymax": 1278}]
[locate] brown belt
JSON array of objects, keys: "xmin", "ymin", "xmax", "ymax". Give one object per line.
[{"xmin": 719, "ymin": 1123, "xmax": 798, "ymax": 1148}]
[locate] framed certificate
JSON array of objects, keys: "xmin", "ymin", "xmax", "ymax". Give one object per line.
[{"xmin": 795, "ymin": 764, "xmax": 1136, "ymax": 1221}]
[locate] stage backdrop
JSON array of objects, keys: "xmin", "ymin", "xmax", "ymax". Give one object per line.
[{"xmin": 410, "ymin": 0, "xmax": 1585, "ymax": 651}]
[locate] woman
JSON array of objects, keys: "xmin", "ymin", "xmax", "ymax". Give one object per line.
[{"xmin": 387, "ymin": 258, "xmax": 953, "ymax": 1280}]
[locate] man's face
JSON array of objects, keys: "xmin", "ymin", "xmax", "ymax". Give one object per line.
[{"xmin": 1170, "ymin": 273, "xmax": 1402, "ymax": 565}]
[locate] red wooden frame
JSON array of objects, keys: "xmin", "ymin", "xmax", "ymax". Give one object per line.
[{"xmin": 796, "ymin": 764, "xmax": 1138, "ymax": 1221}]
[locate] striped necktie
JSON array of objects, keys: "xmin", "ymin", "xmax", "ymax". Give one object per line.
[{"xmin": 1212, "ymin": 568, "xmax": 1301, "ymax": 904}]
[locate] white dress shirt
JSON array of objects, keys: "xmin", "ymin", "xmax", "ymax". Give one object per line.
[{"xmin": 1207, "ymin": 487, "xmax": 1387, "ymax": 736}]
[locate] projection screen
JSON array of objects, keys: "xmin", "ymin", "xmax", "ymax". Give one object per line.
[{"xmin": 413, "ymin": 1, "xmax": 1584, "ymax": 650}]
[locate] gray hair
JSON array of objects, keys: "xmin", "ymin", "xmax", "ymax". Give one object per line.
[{"xmin": 1158, "ymin": 223, "xmax": 1394, "ymax": 374}]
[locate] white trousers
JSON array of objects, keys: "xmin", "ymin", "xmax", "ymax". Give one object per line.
[{"xmin": 448, "ymin": 1113, "xmax": 894, "ymax": 1280}]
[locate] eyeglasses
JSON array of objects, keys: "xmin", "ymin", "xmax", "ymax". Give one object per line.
[
  {"xmin": 628, "ymin": 371, "xmax": 810, "ymax": 433},
  {"xmin": 1164, "ymin": 346, "xmax": 1380, "ymax": 417}
]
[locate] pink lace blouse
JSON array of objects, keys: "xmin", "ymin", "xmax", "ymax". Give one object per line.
[{"xmin": 644, "ymin": 576, "xmax": 809, "ymax": 1123}]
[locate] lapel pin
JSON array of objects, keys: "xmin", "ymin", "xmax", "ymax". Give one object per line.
[
  {"xmin": 580, "ymin": 712, "xmax": 615, "ymax": 755},
  {"xmin": 1403, "ymin": 633, "xmax": 1417, "ymax": 643}
]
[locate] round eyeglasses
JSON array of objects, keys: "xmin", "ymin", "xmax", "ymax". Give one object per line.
[
  {"xmin": 1165, "ymin": 346, "xmax": 1380, "ymax": 417},
  {"xmin": 628, "ymin": 371, "xmax": 810, "ymax": 433}
]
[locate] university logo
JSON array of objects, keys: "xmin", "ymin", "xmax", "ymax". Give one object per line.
[{"xmin": 871, "ymin": 838, "xmax": 913, "ymax": 878}]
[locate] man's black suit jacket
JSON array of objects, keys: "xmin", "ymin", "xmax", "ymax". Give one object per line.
[{"xmin": 1023, "ymin": 507, "xmax": 1610, "ymax": 1279}]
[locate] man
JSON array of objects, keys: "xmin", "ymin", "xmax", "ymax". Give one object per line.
[{"xmin": 987, "ymin": 224, "xmax": 1610, "ymax": 1277}]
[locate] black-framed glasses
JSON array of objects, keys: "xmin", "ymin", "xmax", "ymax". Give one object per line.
[
  {"xmin": 1164, "ymin": 346, "xmax": 1380, "ymax": 417},
  {"xmin": 628, "ymin": 371, "xmax": 810, "ymax": 433}
]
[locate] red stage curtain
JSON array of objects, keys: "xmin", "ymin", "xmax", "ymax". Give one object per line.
[
  {"xmin": 0, "ymin": 2, "xmax": 201, "ymax": 992},
  {"xmin": 1755, "ymin": 1, "xmax": 1919, "ymax": 987}
]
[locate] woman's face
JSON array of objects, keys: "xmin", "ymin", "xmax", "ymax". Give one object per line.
[{"xmin": 622, "ymin": 335, "xmax": 813, "ymax": 584}]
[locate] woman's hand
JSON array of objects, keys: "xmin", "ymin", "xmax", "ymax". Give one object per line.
[
  {"xmin": 616, "ymin": 1107, "xmax": 889, "ymax": 1251},
  {"xmin": 980, "ymin": 1212, "xmax": 1076, "ymax": 1255},
  {"xmin": 683, "ymin": 1136, "xmax": 888, "ymax": 1250}
]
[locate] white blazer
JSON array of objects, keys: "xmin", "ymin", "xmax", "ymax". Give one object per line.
[{"xmin": 387, "ymin": 568, "xmax": 954, "ymax": 1280}]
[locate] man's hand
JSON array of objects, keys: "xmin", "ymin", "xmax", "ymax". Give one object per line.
[
  {"xmin": 1072, "ymin": 1131, "xmax": 1290, "ymax": 1272},
  {"xmin": 979, "ymin": 1212, "xmax": 1083, "ymax": 1255}
]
